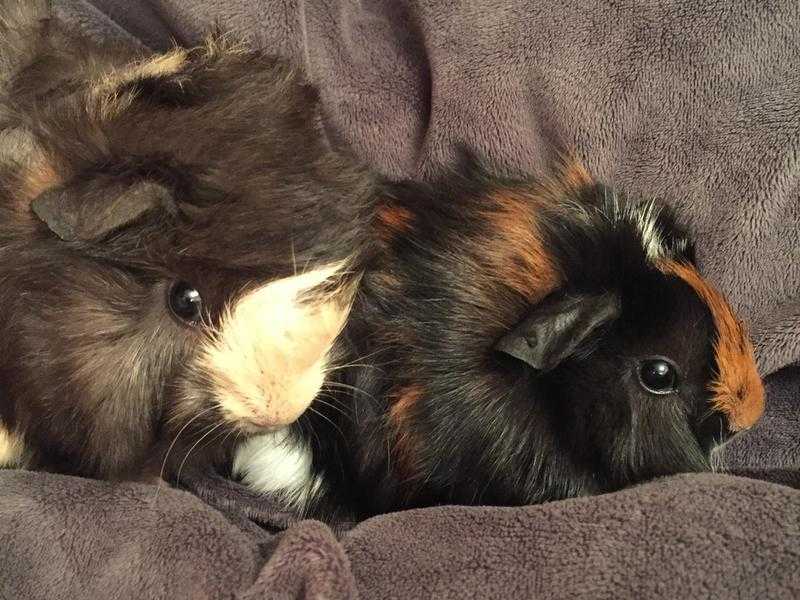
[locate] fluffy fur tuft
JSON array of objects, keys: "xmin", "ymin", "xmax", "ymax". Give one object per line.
[
  {"xmin": 0, "ymin": 2, "xmax": 375, "ymax": 480},
  {"xmin": 233, "ymin": 429, "xmax": 325, "ymax": 513}
]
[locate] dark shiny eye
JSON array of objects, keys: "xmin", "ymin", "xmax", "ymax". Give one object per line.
[
  {"xmin": 168, "ymin": 281, "xmax": 203, "ymax": 324},
  {"xmin": 637, "ymin": 358, "xmax": 678, "ymax": 394}
]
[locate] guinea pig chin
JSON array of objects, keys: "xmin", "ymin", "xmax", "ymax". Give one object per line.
[{"xmin": 194, "ymin": 265, "xmax": 351, "ymax": 434}]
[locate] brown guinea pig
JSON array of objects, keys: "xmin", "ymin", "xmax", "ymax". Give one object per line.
[
  {"xmin": 235, "ymin": 161, "xmax": 766, "ymax": 520},
  {"xmin": 0, "ymin": 1, "xmax": 374, "ymax": 480}
]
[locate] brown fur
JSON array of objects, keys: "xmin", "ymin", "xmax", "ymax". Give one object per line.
[
  {"xmin": 376, "ymin": 204, "xmax": 415, "ymax": 242},
  {"xmin": 659, "ymin": 260, "xmax": 765, "ymax": 430},
  {"xmin": 0, "ymin": 4, "xmax": 375, "ymax": 479},
  {"xmin": 481, "ymin": 160, "xmax": 593, "ymax": 304},
  {"xmin": 484, "ymin": 192, "xmax": 561, "ymax": 304},
  {"xmin": 540, "ymin": 160, "xmax": 594, "ymax": 202},
  {"xmin": 388, "ymin": 385, "xmax": 424, "ymax": 480}
]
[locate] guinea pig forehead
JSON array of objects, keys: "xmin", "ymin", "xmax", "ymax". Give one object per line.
[
  {"xmin": 629, "ymin": 270, "xmax": 713, "ymax": 327},
  {"xmin": 617, "ymin": 273, "xmax": 715, "ymax": 360}
]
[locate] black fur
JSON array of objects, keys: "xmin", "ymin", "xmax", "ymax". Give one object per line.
[{"xmin": 296, "ymin": 170, "xmax": 729, "ymax": 518}]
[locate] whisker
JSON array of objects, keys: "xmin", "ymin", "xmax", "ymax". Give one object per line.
[
  {"xmin": 174, "ymin": 421, "xmax": 226, "ymax": 488},
  {"xmin": 320, "ymin": 380, "xmax": 377, "ymax": 401},
  {"xmin": 301, "ymin": 418, "xmax": 323, "ymax": 454},
  {"xmin": 153, "ymin": 406, "xmax": 217, "ymax": 501},
  {"xmin": 313, "ymin": 395, "xmax": 354, "ymax": 422},
  {"xmin": 307, "ymin": 406, "xmax": 346, "ymax": 441},
  {"xmin": 696, "ymin": 405, "xmax": 719, "ymax": 426},
  {"xmin": 320, "ymin": 349, "xmax": 388, "ymax": 372},
  {"xmin": 321, "ymin": 363, "xmax": 382, "ymax": 374}
]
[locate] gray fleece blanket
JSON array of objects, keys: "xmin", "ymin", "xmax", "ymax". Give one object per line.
[{"xmin": 1, "ymin": 1, "xmax": 799, "ymax": 598}]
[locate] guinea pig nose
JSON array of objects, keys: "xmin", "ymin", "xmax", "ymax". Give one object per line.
[
  {"xmin": 240, "ymin": 393, "xmax": 314, "ymax": 433},
  {"xmin": 245, "ymin": 410, "xmax": 299, "ymax": 431},
  {"xmin": 261, "ymin": 393, "xmax": 315, "ymax": 428}
]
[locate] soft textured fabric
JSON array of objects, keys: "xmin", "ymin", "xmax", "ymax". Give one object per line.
[
  {"xmin": 1, "ymin": 469, "xmax": 799, "ymax": 600},
  {"xmin": 1, "ymin": 1, "xmax": 798, "ymax": 598},
  {"xmin": 720, "ymin": 364, "xmax": 800, "ymax": 489}
]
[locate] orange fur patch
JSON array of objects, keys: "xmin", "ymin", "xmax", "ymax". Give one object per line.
[
  {"xmin": 14, "ymin": 149, "xmax": 65, "ymax": 213},
  {"xmin": 388, "ymin": 385, "xmax": 423, "ymax": 479},
  {"xmin": 376, "ymin": 204, "xmax": 414, "ymax": 242},
  {"xmin": 484, "ymin": 159, "xmax": 593, "ymax": 304},
  {"xmin": 484, "ymin": 192, "xmax": 561, "ymax": 304},
  {"xmin": 542, "ymin": 160, "xmax": 594, "ymax": 200},
  {"xmin": 659, "ymin": 260, "xmax": 765, "ymax": 431}
]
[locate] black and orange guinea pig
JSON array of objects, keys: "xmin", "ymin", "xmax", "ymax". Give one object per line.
[
  {"xmin": 0, "ymin": 1, "xmax": 374, "ymax": 480},
  {"xmin": 232, "ymin": 161, "xmax": 766, "ymax": 519}
]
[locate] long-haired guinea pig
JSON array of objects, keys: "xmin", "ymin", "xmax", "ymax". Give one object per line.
[
  {"xmin": 0, "ymin": 1, "xmax": 374, "ymax": 479},
  {"xmin": 232, "ymin": 160, "xmax": 765, "ymax": 519}
]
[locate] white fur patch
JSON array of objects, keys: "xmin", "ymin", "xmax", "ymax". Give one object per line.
[
  {"xmin": 605, "ymin": 189, "xmax": 667, "ymax": 262},
  {"xmin": 0, "ymin": 425, "xmax": 25, "ymax": 468},
  {"xmin": 233, "ymin": 428, "xmax": 323, "ymax": 511},
  {"xmin": 198, "ymin": 263, "xmax": 352, "ymax": 433},
  {"xmin": 631, "ymin": 200, "xmax": 666, "ymax": 262}
]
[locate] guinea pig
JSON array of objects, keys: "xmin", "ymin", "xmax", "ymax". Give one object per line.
[
  {"xmin": 233, "ymin": 160, "xmax": 766, "ymax": 519},
  {"xmin": 0, "ymin": 1, "xmax": 374, "ymax": 480}
]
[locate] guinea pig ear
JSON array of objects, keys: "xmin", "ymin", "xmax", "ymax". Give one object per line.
[
  {"xmin": 494, "ymin": 292, "xmax": 620, "ymax": 372},
  {"xmin": 31, "ymin": 177, "xmax": 175, "ymax": 242}
]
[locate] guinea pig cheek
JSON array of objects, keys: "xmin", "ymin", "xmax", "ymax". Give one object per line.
[{"xmin": 195, "ymin": 268, "xmax": 350, "ymax": 433}]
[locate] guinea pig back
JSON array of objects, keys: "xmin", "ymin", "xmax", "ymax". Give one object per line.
[
  {"xmin": 286, "ymin": 160, "xmax": 766, "ymax": 518},
  {"xmin": 0, "ymin": 0, "xmax": 374, "ymax": 479}
]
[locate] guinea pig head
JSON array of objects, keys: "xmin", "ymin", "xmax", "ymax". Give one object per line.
[
  {"xmin": 0, "ymin": 15, "xmax": 373, "ymax": 478},
  {"xmin": 492, "ymin": 180, "xmax": 765, "ymax": 492}
]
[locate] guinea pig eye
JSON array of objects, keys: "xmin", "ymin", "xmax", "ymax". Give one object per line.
[
  {"xmin": 637, "ymin": 358, "xmax": 678, "ymax": 395},
  {"xmin": 168, "ymin": 281, "xmax": 203, "ymax": 325}
]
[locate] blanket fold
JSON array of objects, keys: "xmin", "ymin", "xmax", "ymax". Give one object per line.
[{"xmin": 1, "ymin": 470, "xmax": 799, "ymax": 599}]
